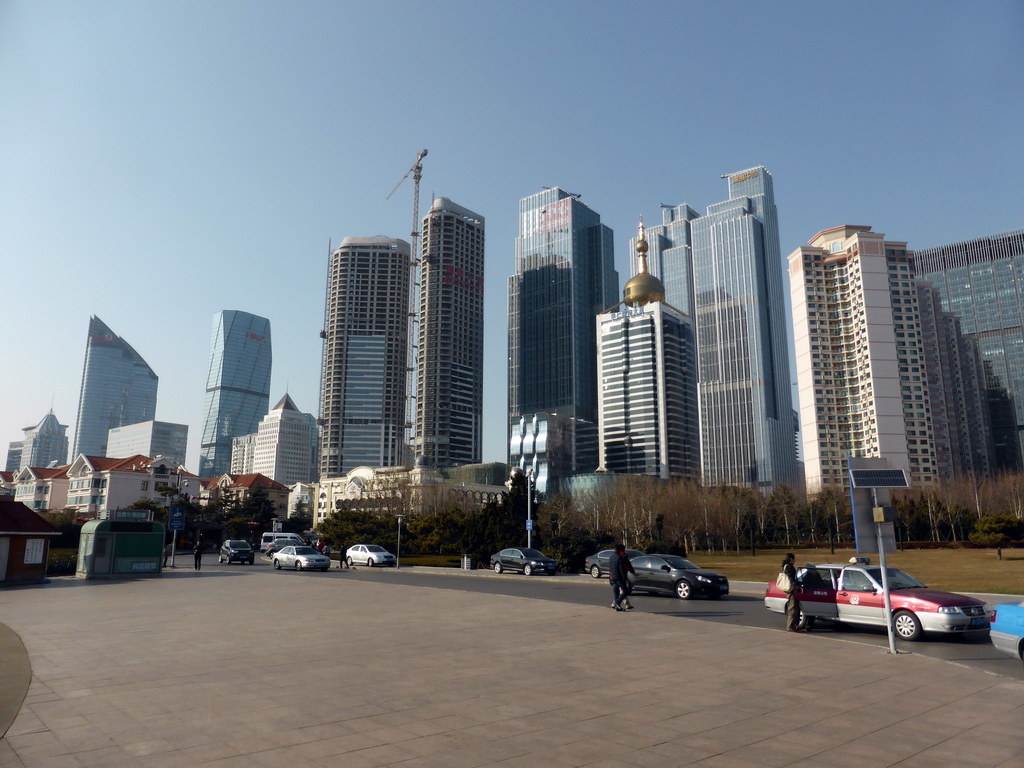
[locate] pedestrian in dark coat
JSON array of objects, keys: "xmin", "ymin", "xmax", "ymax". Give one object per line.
[
  {"xmin": 193, "ymin": 541, "xmax": 203, "ymax": 571},
  {"xmin": 608, "ymin": 544, "xmax": 635, "ymax": 611}
]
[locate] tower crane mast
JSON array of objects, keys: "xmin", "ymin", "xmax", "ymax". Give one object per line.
[{"xmin": 387, "ymin": 149, "xmax": 428, "ymax": 464}]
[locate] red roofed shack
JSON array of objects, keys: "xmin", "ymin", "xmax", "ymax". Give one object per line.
[{"xmin": 0, "ymin": 498, "xmax": 59, "ymax": 586}]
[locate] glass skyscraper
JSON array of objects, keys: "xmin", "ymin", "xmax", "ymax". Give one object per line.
[
  {"xmin": 72, "ymin": 316, "xmax": 158, "ymax": 459},
  {"xmin": 508, "ymin": 188, "xmax": 619, "ymax": 430},
  {"xmin": 199, "ymin": 310, "xmax": 272, "ymax": 477},
  {"xmin": 320, "ymin": 238, "xmax": 410, "ymax": 477},
  {"xmin": 6, "ymin": 410, "xmax": 69, "ymax": 471},
  {"xmin": 416, "ymin": 198, "xmax": 485, "ymax": 469},
  {"xmin": 692, "ymin": 167, "xmax": 799, "ymax": 490},
  {"xmin": 629, "ymin": 203, "xmax": 700, "ymax": 316},
  {"xmin": 914, "ymin": 229, "xmax": 1024, "ymax": 470}
]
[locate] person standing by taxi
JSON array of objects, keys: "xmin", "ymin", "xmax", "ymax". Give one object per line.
[
  {"xmin": 609, "ymin": 544, "xmax": 635, "ymax": 611},
  {"xmin": 782, "ymin": 552, "xmax": 803, "ymax": 632}
]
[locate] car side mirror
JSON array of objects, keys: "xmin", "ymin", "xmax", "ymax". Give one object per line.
[{"xmin": 661, "ymin": 565, "xmax": 670, "ymax": 571}]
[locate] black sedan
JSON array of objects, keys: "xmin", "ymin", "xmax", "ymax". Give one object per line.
[
  {"xmin": 584, "ymin": 548, "xmax": 645, "ymax": 578},
  {"xmin": 218, "ymin": 540, "xmax": 254, "ymax": 564},
  {"xmin": 490, "ymin": 548, "xmax": 558, "ymax": 576},
  {"xmin": 630, "ymin": 554, "xmax": 729, "ymax": 599}
]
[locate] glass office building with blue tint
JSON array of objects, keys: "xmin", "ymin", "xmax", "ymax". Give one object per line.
[
  {"xmin": 691, "ymin": 167, "xmax": 799, "ymax": 490},
  {"xmin": 199, "ymin": 311, "xmax": 272, "ymax": 477},
  {"xmin": 508, "ymin": 189, "xmax": 619, "ymax": 430},
  {"xmin": 914, "ymin": 230, "xmax": 1024, "ymax": 470},
  {"xmin": 320, "ymin": 238, "xmax": 410, "ymax": 478},
  {"xmin": 629, "ymin": 204, "xmax": 701, "ymax": 316},
  {"xmin": 72, "ymin": 316, "xmax": 158, "ymax": 459}
]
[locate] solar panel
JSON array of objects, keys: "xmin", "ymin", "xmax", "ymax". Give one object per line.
[{"xmin": 848, "ymin": 469, "xmax": 909, "ymax": 489}]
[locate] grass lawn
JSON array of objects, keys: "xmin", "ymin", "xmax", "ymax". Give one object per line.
[{"xmin": 682, "ymin": 546, "xmax": 1024, "ymax": 596}]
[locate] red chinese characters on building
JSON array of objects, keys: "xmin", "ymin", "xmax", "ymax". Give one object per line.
[{"xmin": 443, "ymin": 265, "xmax": 484, "ymax": 295}]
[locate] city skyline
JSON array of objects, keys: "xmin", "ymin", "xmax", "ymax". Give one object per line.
[{"xmin": 3, "ymin": 3, "xmax": 1022, "ymax": 473}]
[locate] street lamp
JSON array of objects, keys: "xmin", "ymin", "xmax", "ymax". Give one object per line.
[
  {"xmin": 396, "ymin": 514, "xmax": 404, "ymax": 569},
  {"xmin": 526, "ymin": 469, "xmax": 534, "ymax": 549}
]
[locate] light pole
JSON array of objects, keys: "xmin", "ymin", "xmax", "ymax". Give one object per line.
[
  {"xmin": 396, "ymin": 514, "xmax": 404, "ymax": 569},
  {"xmin": 526, "ymin": 469, "xmax": 534, "ymax": 549}
]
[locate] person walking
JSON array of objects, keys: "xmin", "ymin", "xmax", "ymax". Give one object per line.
[
  {"xmin": 337, "ymin": 543, "xmax": 348, "ymax": 569},
  {"xmin": 193, "ymin": 540, "xmax": 204, "ymax": 571},
  {"xmin": 608, "ymin": 544, "xmax": 635, "ymax": 611},
  {"xmin": 782, "ymin": 552, "xmax": 803, "ymax": 632}
]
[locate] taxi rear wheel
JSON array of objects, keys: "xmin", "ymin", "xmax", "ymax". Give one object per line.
[{"xmin": 893, "ymin": 610, "xmax": 922, "ymax": 641}]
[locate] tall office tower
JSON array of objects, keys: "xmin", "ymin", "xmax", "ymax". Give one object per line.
[
  {"xmin": 415, "ymin": 198, "xmax": 485, "ymax": 469},
  {"xmin": 691, "ymin": 167, "xmax": 798, "ymax": 490},
  {"xmin": 199, "ymin": 311, "xmax": 272, "ymax": 478},
  {"xmin": 917, "ymin": 284, "xmax": 995, "ymax": 478},
  {"xmin": 251, "ymin": 394, "xmax": 315, "ymax": 485},
  {"xmin": 72, "ymin": 316, "xmax": 158, "ymax": 459},
  {"xmin": 597, "ymin": 221, "xmax": 699, "ymax": 479},
  {"xmin": 107, "ymin": 421, "xmax": 188, "ymax": 467},
  {"xmin": 320, "ymin": 237, "xmax": 411, "ymax": 477},
  {"xmin": 789, "ymin": 226, "xmax": 936, "ymax": 492},
  {"xmin": 914, "ymin": 230, "xmax": 1024, "ymax": 470},
  {"xmin": 6, "ymin": 411, "xmax": 69, "ymax": 471},
  {"xmin": 508, "ymin": 188, "xmax": 619, "ymax": 431},
  {"xmin": 629, "ymin": 204, "xmax": 700, "ymax": 316}
]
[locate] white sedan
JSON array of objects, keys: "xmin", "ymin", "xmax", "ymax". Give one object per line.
[
  {"xmin": 346, "ymin": 544, "xmax": 396, "ymax": 567},
  {"xmin": 273, "ymin": 546, "xmax": 331, "ymax": 572}
]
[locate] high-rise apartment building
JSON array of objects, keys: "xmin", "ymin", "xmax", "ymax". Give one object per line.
[
  {"xmin": 415, "ymin": 198, "xmax": 485, "ymax": 468},
  {"xmin": 252, "ymin": 394, "xmax": 315, "ymax": 486},
  {"xmin": 508, "ymin": 188, "xmax": 619, "ymax": 428},
  {"xmin": 914, "ymin": 230, "xmax": 1024, "ymax": 470},
  {"xmin": 72, "ymin": 316, "xmax": 158, "ymax": 459},
  {"xmin": 320, "ymin": 237, "xmax": 411, "ymax": 477},
  {"xmin": 199, "ymin": 311, "xmax": 272, "ymax": 478},
  {"xmin": 789, "ymin": 226, "xmax": 937, "ymax": 492},
  {"xmin": 107, "ymin": 420, "xmax": 188, "ymax": 468},
  {"xmin": 6, "ymin": 411, "xmax": 69, "ymax": 471},
  {"xmin": 597, "ymin": 222, "xmax": 699, "ymax": 479},
  {"xmin": 692, "ymin": 167, "xmax": 798, "ymax": 490}
]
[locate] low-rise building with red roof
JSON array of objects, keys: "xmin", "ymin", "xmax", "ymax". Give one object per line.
[{"xmin": 0, "ymin": 498, "xmax": 59, "ymax": 586}]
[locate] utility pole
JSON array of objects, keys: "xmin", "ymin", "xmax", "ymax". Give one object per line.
[{"xmin": 387, "ymin": 149, "xmax": 428, "ymax": 465}]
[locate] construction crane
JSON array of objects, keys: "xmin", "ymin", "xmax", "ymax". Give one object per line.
[{"xmin": 387, "ymin": 149, "xmax": 428, "ymax": 466}]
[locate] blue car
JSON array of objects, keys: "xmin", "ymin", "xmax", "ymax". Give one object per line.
[{"xmin": 990, "ymin": 600, "xmax": 1024, "ymax": 666}]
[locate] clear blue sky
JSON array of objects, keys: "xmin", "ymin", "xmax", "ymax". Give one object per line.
[{"xmin": 2, "ymin": 0, "xmax": 1022, "ymax": 473}]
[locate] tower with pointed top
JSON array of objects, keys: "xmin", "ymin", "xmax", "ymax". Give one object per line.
[
  {"xmin": 596, "ymin": 219, "xmax": 699, "ymax": 479},
  {"xmin": 6, "ymin": 411, "xmax": 69, "ymax": 471},
  {"xmin": 73, "ymin": 316, "xmax": 158, "ymax": 459},
  {"xmin": 251, "ymin": 394, "xmax": 316, "ymax": 485}
]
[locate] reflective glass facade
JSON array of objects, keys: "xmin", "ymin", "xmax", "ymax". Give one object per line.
[
  {"xmin": 416, "ymin": 198, "xmax": 485, "ymax": 468},
  {"xmin": 692, "ymin": 168, "xmax": 798, "ymax": 489},
  {"xmin": 7, "ymin": 411, "xmax": 69, "ymax": 471},
  {"xmin": 199, "ymin": 311, "xmax": 272, "ymax": 477},
  {"xmin": 629, "ymin": 204, "xmax": 700, "ymax": 316},
  {"xmin": 320, "ymin": 238, "xmax": 410, "ymax": 477},
  {"xmin": 72, "ymin": 316, "xmax": 158, "ymax": 459},
  {"xmin": 914, "ymin": 230, "xmax": 1024, "ymax": 470},
  {"xmin": 508, "ymin": 189, "xmax": 619, "ymax": 432}
]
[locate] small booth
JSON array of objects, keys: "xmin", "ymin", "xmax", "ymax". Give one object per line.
[
  {"xmin": 0, "ymin": 499, "xmax": 60, "ymax": 586},
  {"xmin": 77, "ymin": 508, "xmax": 165, "ymax": 579}
]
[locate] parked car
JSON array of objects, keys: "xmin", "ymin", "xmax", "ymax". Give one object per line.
[
  {"xmin": 346, "ymin": 544, "xmax": 396, "ymax": 567},
  {"xmin": 989, "ymin": 600, "xmax": 1024, "ymax": 665},
  {"xmin": 218, "ymin": 540, "xmax": 254, "ymax": 565},
  {"xmin": 260, "ymin": 531, "xmax": 303, "ymax": 553},
  {"xmin": 489, "ymin": 548, "xmax": 558, "ymax": 576},
  {"xmin": 764, "ymin": 560, "xmax": 990, "ymax": 641},
  {"xmin": 273, "ymin": 545, "xmax": 331, "ymax": 571},
  {"xmin": 264, "ymin": 540, "xmax": 297, "ymax": 558},
  {"xmin": 629, "ymin": 554, "xmax": 729, "ymax": 599},
  {"xmin": 584, "ymin": 549, "xmax": 645, "ymax": 578}
]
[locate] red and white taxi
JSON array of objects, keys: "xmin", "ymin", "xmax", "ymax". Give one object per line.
[{"xmin": 764, "ymin": 559, "xmax": 990, "ymax": 641}]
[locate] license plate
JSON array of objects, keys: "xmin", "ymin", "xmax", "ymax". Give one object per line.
[
  {"xmin": 970, "ymin": 617, "xmax": 987, "ymax": 627},
  {"xmin": 720, "ymin": 584, "xmax": 728, "ymax": 590}
]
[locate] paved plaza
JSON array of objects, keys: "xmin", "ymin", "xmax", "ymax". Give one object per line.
[{"xmin": 1, "ymin": 565, "xmax": 1023, "ymax": 767}]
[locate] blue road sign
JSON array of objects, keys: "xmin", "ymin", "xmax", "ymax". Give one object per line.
[
  {"xmin": 525, "ymin": 519, "xmax": 533, "ymax": 531},
  {"xmin": 168, "ymin": 506, "xmax": 186, "ymax": 531}
]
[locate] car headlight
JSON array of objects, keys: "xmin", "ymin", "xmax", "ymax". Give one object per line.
[
  {"xmin": 937, "ymin": 606, "xmax": 962, "ymax": 615},
  {"xmin": 696, "ymin": 575, "xmax": 711, "ymax": 583}
]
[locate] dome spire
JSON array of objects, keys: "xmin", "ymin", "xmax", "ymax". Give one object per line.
[{"xmin": 623, "ymin": 215, "xmax": 665, "ymax": 307}]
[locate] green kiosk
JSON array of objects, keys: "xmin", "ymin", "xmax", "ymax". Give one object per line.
[{"xmin": 77, "ymin": 508, "xmax": 165, "ymax": 579}]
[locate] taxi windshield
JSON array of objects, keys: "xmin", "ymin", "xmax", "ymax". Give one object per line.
[{"xmin": 865, "ymin": 567, "xmax": 925, "ymax": 590}]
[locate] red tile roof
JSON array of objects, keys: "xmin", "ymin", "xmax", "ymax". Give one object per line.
[
  {"xmin": 0, "ymin": 499, "xmax": 59, "ymax": 535},
  {"xmin": 230, "ymin": 473, "xmax": 289, "ymax": 491}
]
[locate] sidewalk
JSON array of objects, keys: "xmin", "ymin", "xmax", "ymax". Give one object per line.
[{"xmin": 1, "ymin": 567, "xmax": 1022, "ymax": 767}]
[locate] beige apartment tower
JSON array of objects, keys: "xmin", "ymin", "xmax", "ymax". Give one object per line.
[
  {"xmin": 415, "ymin": 198, "xmax": 485, "ymax": 468},
  {"xmin": 789, "ymin": 226, "xmax": 936, "ymax": 492}
]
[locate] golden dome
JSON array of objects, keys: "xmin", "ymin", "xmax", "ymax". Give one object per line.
[{"xmin": 623, "ymin": 216, "xmax": 665, "ymax": 307}]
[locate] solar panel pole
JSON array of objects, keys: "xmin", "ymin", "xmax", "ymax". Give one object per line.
[{"xmin": 873, "ymin": 492, "xmax": 899, "ymax": 655}]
